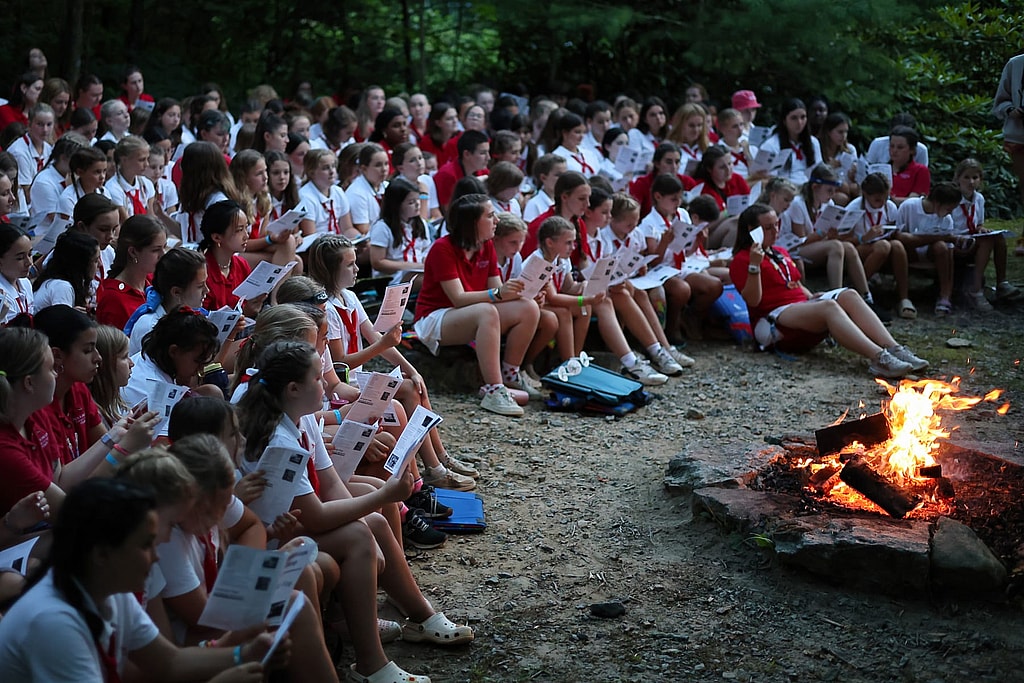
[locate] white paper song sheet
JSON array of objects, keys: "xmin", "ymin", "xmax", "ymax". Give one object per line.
[
  {"xmin": 31, "ymin": 216, "xmax": 70, "ymax": 257},
  {"xmin": 682, "ymin": 182, "xmax": 704, "ymax": 204},
  {"xmin": 814, "ymin": 205, "xmax": 864, "ymax": 235},
  {"xmin": 198, "ymin": 540, "xmax": 316, "ymax": 631},
  {"xmin": 749, "ymin": 227, "xmax": 765, "ymax": 246},
  {"xmin": 667, "ymin": 219, "xmax": 704, "ymax": 256},
  {"xmin": 248, "ymin": 445, "xmax": 311, "ymax": 525},
  {"xmin": 262, "ymin": 593, "xmax": 306, "ymax": 665},
  {"xmin": 383, "ymin": 405, "xmax": 443, "ymax": 478},
  {"xmin": 582, "ymin": 256, "xmax": 616, "ymax": 297},
  {"xmin": 232, "ymin": 260, "xmax": 299, "ymax": 300},
  {"xmin": 610, "ymin": 253, "xmax": 656, "ymax": 286},
  {"xmin": 346, "ymin": 372, "xmax": 402, "ymax": 424},
  {"xmin": 726, "ymin": 181, "xmax": 761, "ymax": 217},
  {"xmin": 207, "ymin": 307, "xmax": 242, "ymax": 348},
  {"xmin": 352, "ymin": 368, "xmax": 401, "ymax": 425},
  {"xmin": 372, "ymin": 280, "xmax": 414, "ymax": 333},
  {"xmin": 331, "ymin": 419, "xmax": 377, "ymax": 482},
  {"xmin": 516, "ymin": 253, "xmax": 556, "ymax": 300},
  {"xmin": 264, "ymin": 208, "xmax": 307, "ymax": 237},
  {"xmin": 629, "ymin": 263, "xmax": 682, "ymax": 290},
  {"xmin": 0, "ymin": 536, "xmax": 40, "ymax": 574},
  {"xmin": 146, "ymin": 379, "xmax": 190, "ymax": 424}
]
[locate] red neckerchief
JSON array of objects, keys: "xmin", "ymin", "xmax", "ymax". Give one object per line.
[
  {"xmin": 791, "ymin": 143, "xmax": 804, "ymax": 161},
  {"xmin": 126, "ymin": 188, "xmax": 146, "ymax": 216},
  {"xmin": 571, "ymin": 151, "xmax": 594, "ymax": 175},
  {"xmin": 200, "ymin": 530, "xmax": 219, "ymax": 592},
  {"xmin": 592, "ymin": 239, "xmax": 603, "ymax": 259},
  {"xmin": 299, "ymin": 429, "xmax": 321, "ymax": 497},
  {"xmin": 496, "ymin": 200, "xmax": 511, "ymax": 213},
  {"xmin": 865, "ymin": 207, "xmax": 883, "ymax": 228},
  {"xmin": 960, "ymin": 201, "xmax": 976, "ymax": 234},
  {"xmin": 335, "ymin": 303, "xmax": 360, "ymax": 354},
  {"xmin": 25, "ymin": 135, "xmax": 44, "ymax": 172},
  {"xmin": 14, "ymin": 280, "xmax": 29, "ymax": 313},
  {"xmin": 552, "ymin": 267, "xmax": 566, "ymax": 292},
  {"xmin": 322, "ymin": 197, "xmax": 339, "ymax": 234},
  {"xmin": 187, "ymin": 214, "xmax": 199, "ymax": 243},
  {"xmin": 681, "ymin": 144, "xmax": 699, "ymax": 160},
  {"xmin": 572, "ymin": 217, "xmax": 593, "ymax": 266},
  {"xmin": 251, "ymin": 211, "xmax": 264, "ymax": 240},
  {"xmin": 500, "ymin": 257, "xmax": 513, "ymax": 281},
  {"xmin": 730, "ymin": 150, "xmax": 746, "ymax": 166},
  {"xmin": 401, "ymin": 228, "xmax": 419, "ymax": 263},
  {"xmin": 95, "ymin": 630, "xmax": 122, "ymax": 683}
]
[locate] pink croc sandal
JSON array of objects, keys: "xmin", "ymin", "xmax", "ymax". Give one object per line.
[{"xmin": 401, "ymin": 612, "xmax": 474, "ymax": 646}]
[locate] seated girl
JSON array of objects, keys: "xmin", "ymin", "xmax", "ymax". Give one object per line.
[
  {"xmin": 96, "ymin": 214, "xmax": 167, "ymax": 330},
  {"xmin": 229, "ymin": 149, "xmax": 301, "ymax": 271},
  {"xmin": 714, "ymin": 108, "xmax": 760, "ymax": 181},
  {"xmin": 628, "ymin": 142, "xmax": 698, "ymax": 217},
  {"xmin": 368, "ymin": 178, "xmax": 433, "ymax": 287},
  {"xmin": 56, "ymin": 146, "xmax": 108, "ymax": 219},
  {"xmin": 0, "ymin": 222, "xmax": 35, "ymax": 324},
  {"xmin": 730, "ymin": 203, "xmax": 927, "ymax": 378},
  {"xmin": 895, "ymin": 183, "xmax": 962, "ymax": 316},
  {"xmin": 127, "ymin": 247, "xmax": 209, "ymax": 355},
  {"xmin": 817, "ymin": 112, "xmax": 859, "ymax": 204},
  {"xmin": 89, "ymin": 325, "xmax": 134, "ymax": 427},
  {"xmin": 298, "ymin": 149, "xmax": 357, "ymax": 238},
  {"xmin": 666, "ymin": 103, "xmax": 710, "ymax": 172},
  {"xmin": 32, "ymin": 231, "xmax": 100, "ymax": 313},
  {"xmin": 694, "ymin": 146, "xmax": 750, "ymax": 215},
  {"xmin": 758, "ymin": 99, "xmax": 821, "ymax": 186}
]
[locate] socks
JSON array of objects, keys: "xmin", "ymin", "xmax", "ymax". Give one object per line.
[
  {"xmin": 646, "ymin": 343, "xmax": 663, "ymax": 357},
  {"xmin": 482, "ymin": 383, "xmax": 504, "ymax": 395},
  {"xmin": 863, "ymin": 291, "xmax": 875, "ymax": 304},
  {"xmin": 428, "ymin": 465, "xmax": 446, "ymax": 479},
  {"xmin": 501, "ymin": 361, "xmax": 520, "ymax": 384},
  {"xmin": 620, "ymin": 351, "xmax": 638, "ymax": 368},
  {"xmin": 412, "ymin": 477, "xmax": 424, "ymax": 493}
]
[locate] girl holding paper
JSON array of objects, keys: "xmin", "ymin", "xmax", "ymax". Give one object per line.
[
  {"xmin": 199, "ymin": 200, "xmax": 262, "ymax": 313},
  {"xmin": 628, "ymin": 142, "xmax": 699, "ymax": 218},
  {"xmin": 758, "ymin": 98, "xmax": 821, "ymax": 185},
  {"xmin": 307, "ymin": 235, "xmax": 476, "ymax": 490},
  {"xmin": 694, "ymin": 146, "xmax": 751, "ymax": 214},
  {"xmin": 368, "ymin": 178, "xmax": 433, "ymax": 286},
  {"xmin": 236, "ymin": 341, "xmax": 471, "ymax": 682},
  {"xmin": 817, "ymin": 112, "xmax": 859, "ymax": 204},
  {"xmin": 229, "ymin": 150, "xmax": 302, "ymax": 272},
  {"xmin": 0, "ymin": 477, "xmax": 285, "ymax": 683}
]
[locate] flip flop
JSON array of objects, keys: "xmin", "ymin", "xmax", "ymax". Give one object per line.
[{"xmin": 898, "ymin": 299, "xmax": 917, "ymax": 319}]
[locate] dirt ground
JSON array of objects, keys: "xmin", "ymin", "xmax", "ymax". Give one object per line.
[{"xmin": 373, "ymin": 297, "xmax": 1024, "ymax": 683}]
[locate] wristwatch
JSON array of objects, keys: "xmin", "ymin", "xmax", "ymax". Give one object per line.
[{"xmin": 748, "ymin": 265, "xmax": 761, "ymax": 274}]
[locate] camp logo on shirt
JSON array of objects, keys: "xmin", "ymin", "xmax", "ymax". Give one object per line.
[{"xmin": 476, "ymin": 260, "xmax": 490, "ymax": 269}]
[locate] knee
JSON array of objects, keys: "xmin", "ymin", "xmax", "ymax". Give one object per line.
[
  {"xmin": 479, "ymin": 303, "xmax": 500, "ymax": 326},
  {"xmin": 828, "ymin": 242, "xmax": 845, "ymax": 259},
  {"xmin": 875, "ymin": 241, "xmax": 891, "ymax": 256},
  {"xmin": 842, "ymin": 242, "xmax": 858, "ymax": 258}
]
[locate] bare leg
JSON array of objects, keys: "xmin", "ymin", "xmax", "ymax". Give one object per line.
[
  {"xmin": 495, "ymin": 298, "xmax": 541, "ymax": 366},
  {"xmin": 798, "ymin": 239, "xmax": 846, "ymax": 289},
  {"xmin": 930, "ymin": 241, "xmax": 954, "ymax": 300},
  {"xmin": 663, "ymin": 277, "xmax": 691, "ymax": 343},
  {"xmin": 633, "ymin": 286, "xmax": 673, "ymax": 348},
  {"xmin": 365, "ymin": 512, "xmax": 435, "ymax": 623},
  {"xmin": 834, "ymin": 288, "xmax": 897, "ymax": 347},
  {"xmin": 439, "ymin": 303, "xmax": 503, "ymax": 385},
  {"xmin": 526, "ymin": 307, "xmax": 559, "ymax": 363},
  {"xmin": 775, "ymin": 298, "xmax": 883, "ymax": 360},
  {"xmin": 888, "ymin": 240, "xmax": 910, "ymax": 300},
  {"xmin": 858, "ymin": 240, "xmax": 891, "ymax": 279},
  {"xmin": 610, "ymin": 286, "xmax": 658, "ymax": 347},
  {"xmin": 592, "ymin": 299, "xmax": 632, "ymax": 357}
]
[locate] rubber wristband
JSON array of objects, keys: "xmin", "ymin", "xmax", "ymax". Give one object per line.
[
  {"xmin": 105, "ymin": 452, "xmax": 121, "ymax": 467},
  {"xmin": 100, "ymin": 432, "xmax": 117, "ymax": 448},
  {"xmin": 333, "ymin": 409, "xmax": 342, "ymax": 425},
  {"xmin": 487, "ymin": 288, "xmax": 496, "ymax": 302},
  {"xmin": 266, "ymin": 234, "xmax": 273, "ymax": 245},
  {"xmin": 233, "ymin": 645, "xmax": 243, "ymax": 665},
  {"xmin": 577, "ymin": 295, "xmax": 585, "ymax": 306},
  {"xmin": 112, "ymin": 444, "xmax": 131, "ymax": 458}
]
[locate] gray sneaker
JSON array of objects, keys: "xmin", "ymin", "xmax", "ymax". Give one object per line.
[
  {"xmin": 508, "ymin": 374, "xmax": 543, "ymax": 400},
  {"xmin": 440, "ymin": 453, "xmax": 479, "ymax": 478},
  {"xmin": 480, "ymin": 386, "xmax": 524, "ymax": 416},
  {"xmin": 868, "ymin": 349, "xmax": 914, "ymax": 378},
  {"xmin": 666, "ymin": 346, "xmax": 696, "ymax": 368},
  {"xmin": 622, "ymin": 359, "xmax": 669, "ymax": 386},
  {"xmin": 649, "ymin": 347, "xmax": 684, "ymax": 377},
  {"xmin": 888, "ymin": 345, "xmax": 929, "ymax": 372},
  {"xmin": 422, "ymin": 467, "xmax": 476, "ymax": 492}
]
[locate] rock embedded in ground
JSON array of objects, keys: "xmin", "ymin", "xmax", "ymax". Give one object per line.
[
  {"xmin": 589, "ymin": 601, "xmax": 626, "ymax": 618},
  {"xmin": 930, "ymin": 516, "xmax": 1007, "ymax": 593},
  {"xmin": 665, "ymin": 444, "xmax": 782, "ymax": 493}
]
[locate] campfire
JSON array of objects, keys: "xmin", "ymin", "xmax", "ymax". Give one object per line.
[{"xmin": 794, "ymin": 378, "xmax": 1009, "ymax": 519}]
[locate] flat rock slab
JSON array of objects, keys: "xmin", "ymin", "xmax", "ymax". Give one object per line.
[
  {"xmin": 931, "ymin": 516, "xmax": 1007, "ymax": 593},
  {"xmin": 665, "ymin": 444, "xmax": 784, "ymax": 493},
  {"xmin": 693, "ymin": 487, "xmax": 932, "ymax": 593}
]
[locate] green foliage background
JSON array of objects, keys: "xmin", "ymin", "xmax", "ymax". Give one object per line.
[{"xmin": 4, "ymin": 0, "xmax": 1022, "ymax": 215}]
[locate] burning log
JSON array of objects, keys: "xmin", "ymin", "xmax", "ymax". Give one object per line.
[
  {"xmin": 808, "ymin": 465, "xmax": 842, "ymax": 490},
  {"xmin": 918, "ymin": 465, "xmax": 942, "ymax": 478},
  {"xmin": 839, "ymin": 457, "xmax": 920, "ymax": 518},
  {"xmin": 815, "ymin": 413, "xmax": 890, "ymax": 457}
]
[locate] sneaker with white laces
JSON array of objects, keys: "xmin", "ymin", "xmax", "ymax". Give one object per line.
[
  {"xmin": 406, "ymin": 487, "xmax": 454, "ymax": 518},
  {"xmin": 507, "ymin": 374, "xmax": 543, "ymax": 400},
  {"xmin": 666, "ymin": 346, "xmax": 696, "ymax": 368},
  {"xmin": 649, "ymin": 347, "xmax": 684, "ymax": 376},
  {"xmin": 868, "ymin": 349, "xmax": 915, "ymax": 378},
  {"xmin": 966, "ymin": 290, "xmax": 994, "ymax": 312},
  {"xmin": 402, "ymin": 508, "xmax": 448, "ymax": 549},
  {"xmin": 480, "ymin": 386, "xmax": 525, "ymax": 416},
  {"xmin": 888, "ymin": 345, "xmax": 930, "ymax": 372},
  {"xmin": 621, "ymin": 359, "xmax": 669, "ymax": 386},
  {"xmin": 996, "ymin": 281, "xmax": 1021, "ymax": 300},
  {"xmin": 440, "ymin": 453, "xmax": 479, "ymax": 478},
  {"xmin": 422, "ymin": 466, "xmax": 476, "ymax": 492}
]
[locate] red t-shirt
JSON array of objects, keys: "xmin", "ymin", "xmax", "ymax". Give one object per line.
[
  {"xmin": 0, "ymin": 104, "xmax": 28, "ymax": 132},
  {"xmin": 433, "ymin": 159, "xmax": 467, "ymax": 210},
  {"xmin": 701, "ymin": 174, "xmax": 752, "ymax": 212},
  {"xmin": 729, "ymin": 247, "xmax": 808, "ymax": 326},
  {"xmin": 40, "ymin": 382, "xmax": 103, "ymax": 465},
  {"xmin": 417, "ymin": 133, "xmax": 445, "ymax": 166},
  {"xmin": 629, "ymin": 172, "xmax": 698, "ymax": 217},
  {"xmin": 891, "ymin": 161, "xmax": 931, "ymax": 199},
  {"xmin": 523, "ymin": 208, "xmax": 592, "ymax": 269},
  {"xmin": 414, "ymin": 236, "xmax": 499, "ymax": 320},
  {"xmin": 204, "ymin": 252, "xmax": 252, "ymax": 310},
  {"xmin": 96, "ymin": 278, "xmax": 147, "ymax": 330},
  {"xmin": 118, "ymin": 93, "xmax": 155, "ymax": 113},
  {"xmin": 0, "ymin": 413, "xmax": 63, "ymax": 513}
]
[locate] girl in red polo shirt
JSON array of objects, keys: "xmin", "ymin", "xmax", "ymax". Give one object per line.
[
  {"xmin": 367, "ymin": 108, "xmax": 409, "ymax": 174},
  {"xmin": 414, "ymin": 194, "xmax": 543, "ymax": 416},
  {"xmin": 628, "ymin": 142, "xmax": 698, "ymax": 217},
  {"xmin": 694, "ymin": 146, "xmax": 751, "ymax": 215},
  {"xmin": 889, "ymin": 126, "xmax": 931, "ymax": 205},
  {"xmin": 199, "ymin": 199, "xmax": 256, "ymax": 312},
  {"xmin": 96, "ymin": 214, "xmax": 167, "ymax": 329}
]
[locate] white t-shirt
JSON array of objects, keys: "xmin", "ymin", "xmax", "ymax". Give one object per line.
[
  {"xmin": 0, "ymin": 274, "xmax": 34, "ymax": 324},
  {"xmin": 523, "ymin": 190, "xmax": 554, "ymax": 223},
  {"xmin": 368, "ymin": 219, "xmax": 432, "ymax": 283},
  {"xmin": 596, "ymin": 225, "xmax": 646, "ymax": 258},
  {"xmin": 57, "ymin": 184, "xmax": 110, "ymax": 219},
  {"xmin": 497, "ymin": 252, "xmax": 523, "ymax": 282},
  {"xmin": 298, "ymin": 182, "xmax": 351, "ymax": 235},
  {"xmin": 179, "ymin": 190, "xmax": 229, "ymax": 245},
  {"xmin": 0, "ymin": 571, "xmax": 159, "ymax": 682},
  {"xmin": 896, "ymin": 197, "xmax": 954, "ymax": 235},
  {"xmin": 236, "ymin": 415, "xmax": 333, "ymax": 506},
  {"xmin": 638, "ymin": 208, "xmax": 690, "ymax": 265},
  {"xmin": 551, "ymin": 145, "xmax": 602, "ymax": 178},
  {"xmin": 846, "ymin": 196, "xmax": 898, "ymax": 240},
  {"xmin": 345, "ymin": 175, "xmax": 385, "ymax": 226},
  {"xmin": 716, "ymin": 141, "xmax": 760, "ymax": 180},
  {"xmin": 325, "ymin": 289, "xmax": 370, "ymax": 372},
  {"xmin": 8, "ymin": 134, "xmax": 52, "ymax": 192},
  {"xmin": 759, "ymin": 134, "xmax": 822, "ymax": 185},
  {"xmin": 33, "ymin": 278, "xmax": 77, "ymax": 310},
  {"xmin": 785, "ymin": 195, "xmax": 835, "ymax": 234},
  {"xmin": 105, "ymin": 173, "xmax": 156, "ymax": 219},
  {"xmin": 155, "ymin": 177, "xmax": 179, "ymax": 211},
  {"xmin": 952, "ymin": 193, "xmax": 984, "ymax": 234},
  {"xmin": 129, "ymin": 304, "xmax": 167, "ymax": 356},
  {"xmin": 28, "ymin": 165, "xmax": 66, "ymax": 217},
  {"xmin": 490, "ymin": 196, "xmax": 523, "ymax": 219}
]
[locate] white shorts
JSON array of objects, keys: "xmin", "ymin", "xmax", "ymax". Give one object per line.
[{"xmin": 413, "ymin": 308, "xmax": 450, "ymax": 355}]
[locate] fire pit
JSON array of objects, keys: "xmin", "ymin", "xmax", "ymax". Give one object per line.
[{"xmin": 667, "ymin": 379, "xmax": 1019, "ymax": 596}]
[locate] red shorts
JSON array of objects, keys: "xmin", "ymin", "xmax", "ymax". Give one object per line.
[{"xmin": 772, "ymin": 324, "xmax": 829, "ymax": 353}]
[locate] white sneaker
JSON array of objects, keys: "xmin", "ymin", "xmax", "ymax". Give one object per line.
[
  {"xmin": 666, "ymin": 346, "xmax": 696, "ymax": 368},
  {"xmin": 480, "ymin": 386, "xmax": 525, "ymax": 416},
  {"xmin": 996, "ymin": 281, "xmax": 1021, "ymax": 300},
  {"xmin": 622, "ymin": 359, "xmax": 668, "ymax": 386},
  {"xmin": 507, "ymin": 374, "xmax": 543, "ymax": 400},
  {"xmin": 650, "ymin": 347, "xmax": 684, "ymax": 376},
  {"xmin": 888, "ymin": 345, "xmax": 929, "ymax": 372},
  {"xmin": 521, "ymin": 363, "xmax": 544, "ymax": 389},
  {"xmin": 966, "ymin": 290, "xmax": 993, "ymax": 312},
  {"xmin": 868, "ymin": 349, "xmax": 914, "ymax": 378}
]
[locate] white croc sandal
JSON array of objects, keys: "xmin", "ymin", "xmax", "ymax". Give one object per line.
[
  {"xmin": 346, "ymin": 661, "xmax": 431, "ymax": 683},
  {"xmin": 401, "ymin": 611, "xmax": 475, "ymax": 646}
]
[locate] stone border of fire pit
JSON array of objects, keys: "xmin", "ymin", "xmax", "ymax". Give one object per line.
[{"xmin": 664, "ymin": 442, "xmax": 1008, "ymax": 596}]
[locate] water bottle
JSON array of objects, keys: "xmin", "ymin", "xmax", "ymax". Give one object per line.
[{"xmin": 202, "ymin": 362, "xmax": 230, "ymax": 399}]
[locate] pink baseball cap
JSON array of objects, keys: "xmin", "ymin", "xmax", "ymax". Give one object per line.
[{"xmin": 731, "ymin": 90, "xmax": 761, "ymax": 110}]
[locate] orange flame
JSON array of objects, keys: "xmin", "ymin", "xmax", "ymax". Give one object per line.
[{"xmin": 998, "ymin": 403, "xmax": 1010, "ymax": 416}]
